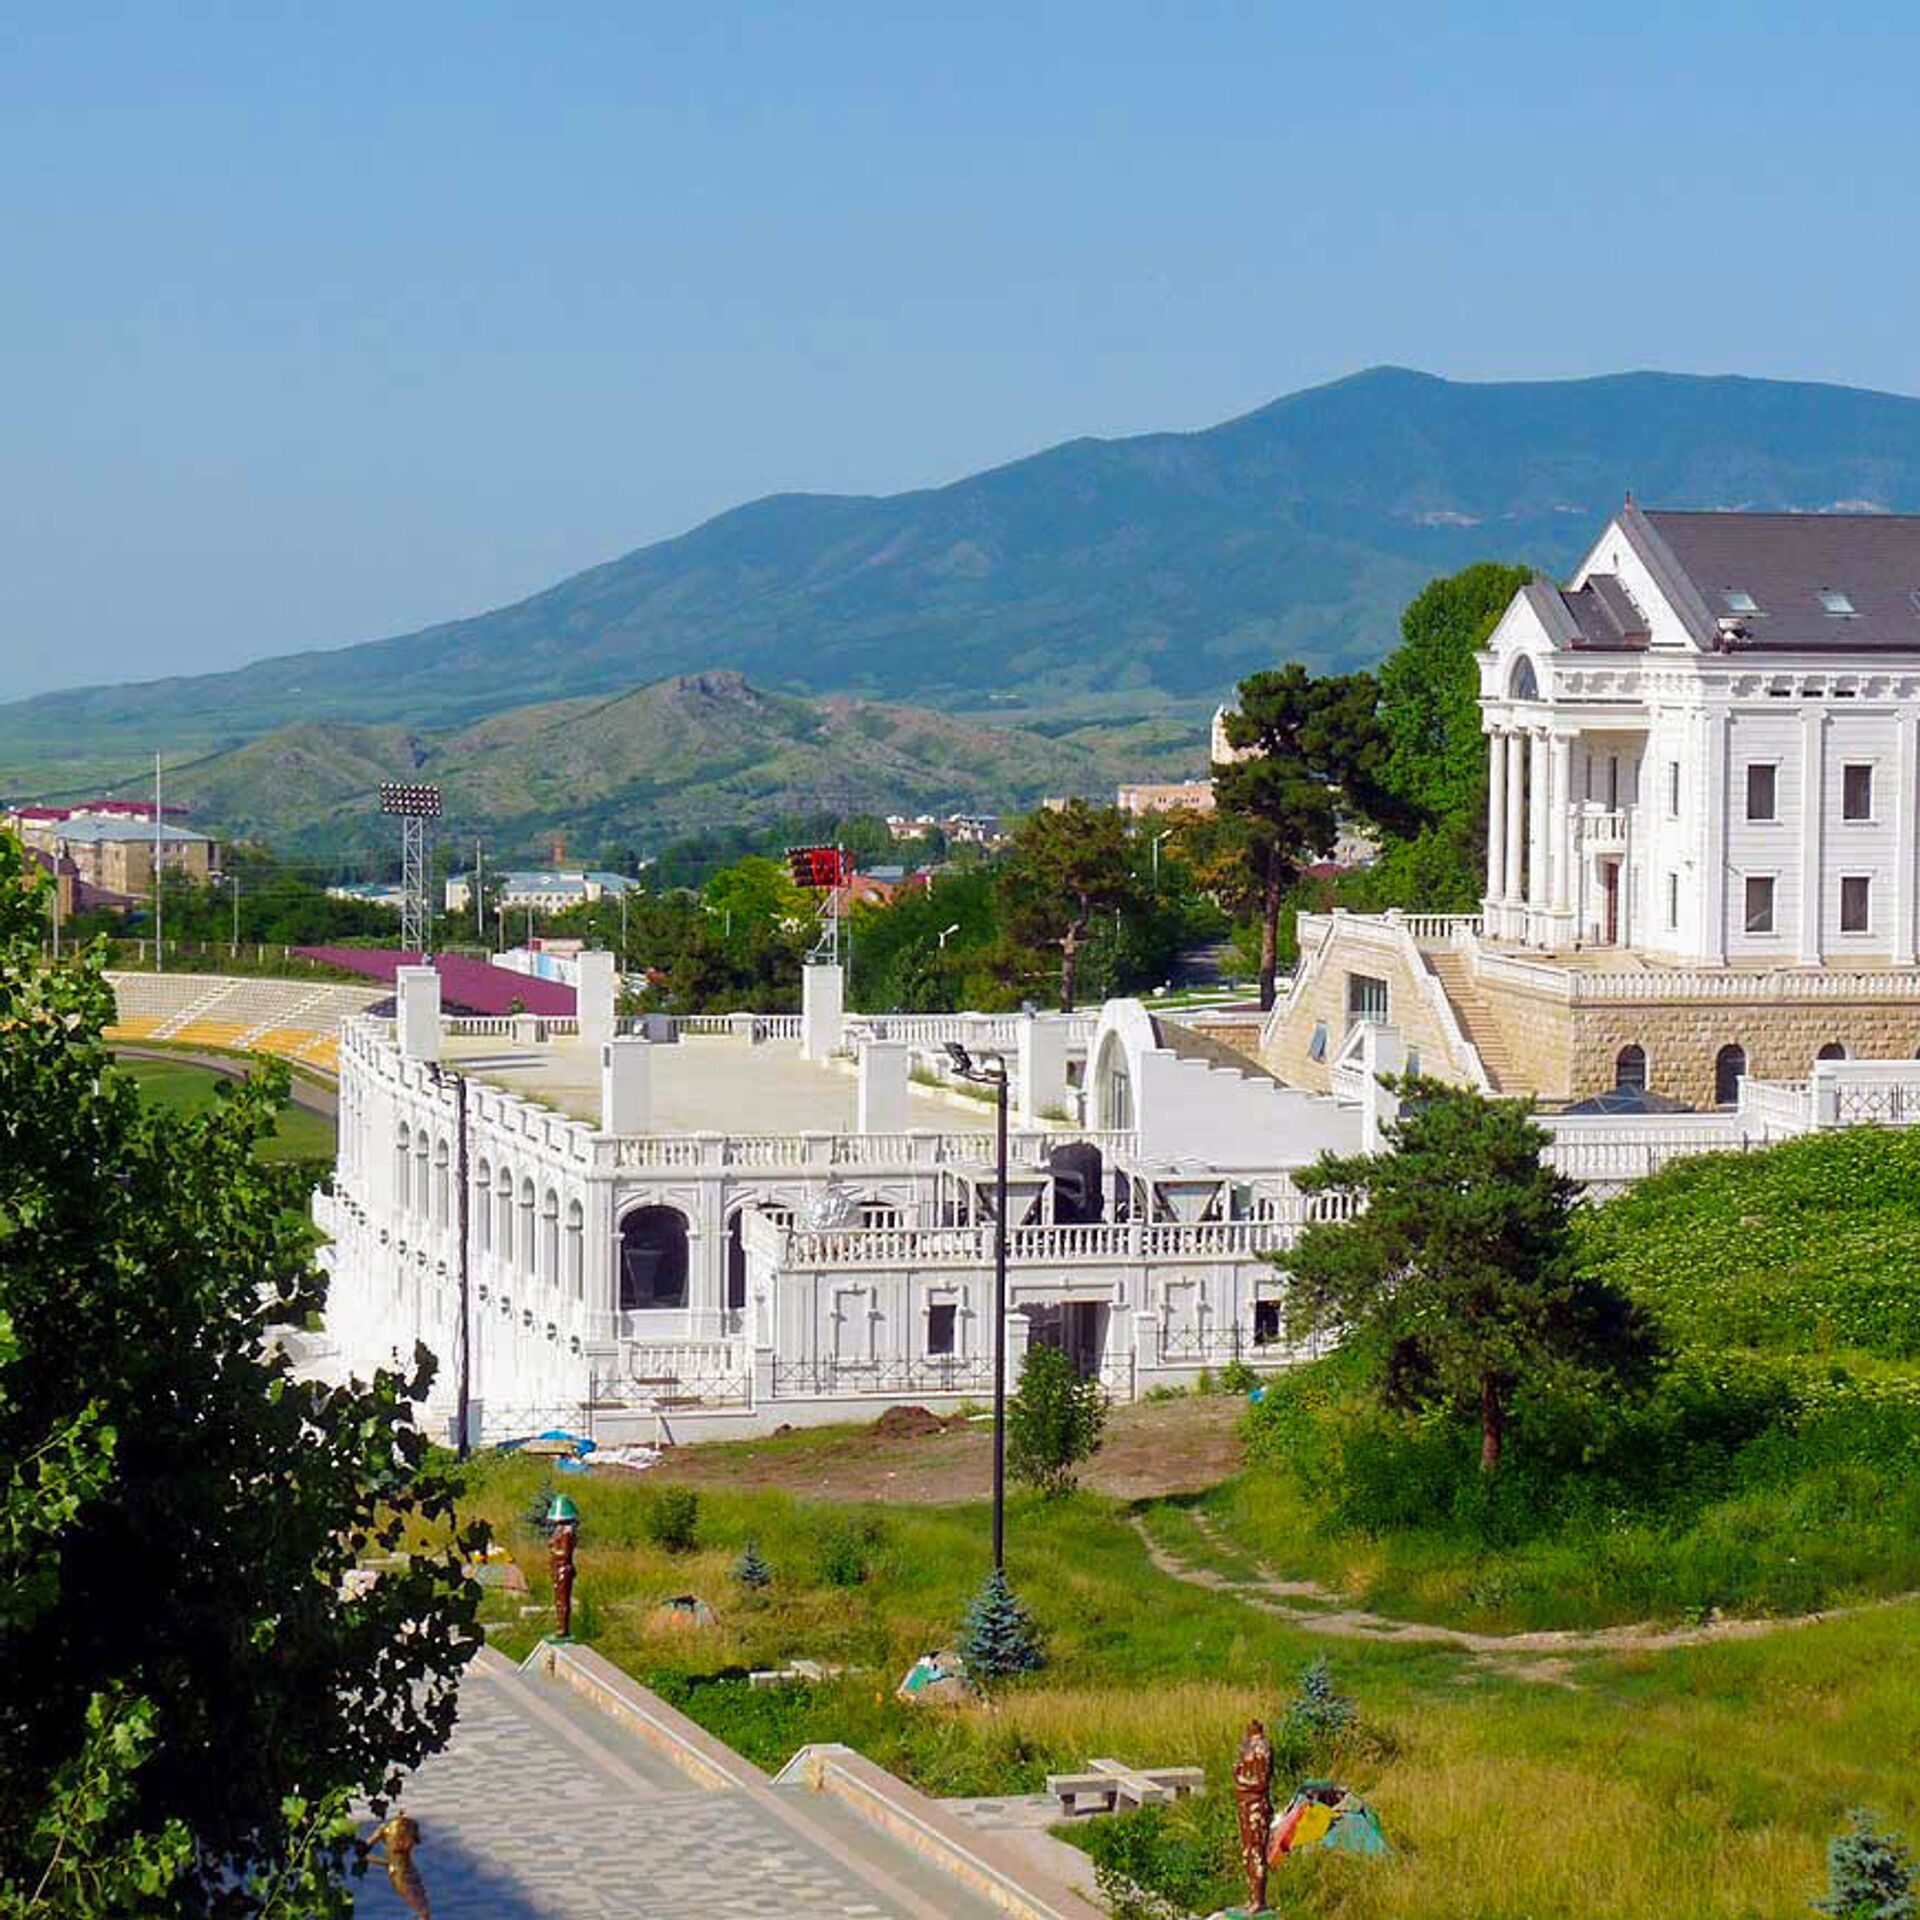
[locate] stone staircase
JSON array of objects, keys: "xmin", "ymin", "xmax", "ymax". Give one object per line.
[{"xmin": 1420, "ymin": 951, "xmax": 1517, "ymax": 1093}]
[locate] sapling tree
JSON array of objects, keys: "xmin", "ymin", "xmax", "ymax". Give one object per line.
[
  {"xmin": 1281, "ymin": 1078, "xmax": 1659, "ymax": 1475},
  {"xmin": 958, "ymin": 1568, "xmax": 1045, "ymax": 1680},
  {"xmin": 1816, "ymin": 1809, "xmax": 1915, "ymax": 1919},
  {"xmin": 0, "ymin": 832, "xmax": 482, "ymax": 1916},
  {"xmin": 730, "ymin": 1539, "xmax": 773, "ymax": 1591},
  {"xmin": 1007, "ymin": 1343, "xmax": 1108, "ymax": 1496}
]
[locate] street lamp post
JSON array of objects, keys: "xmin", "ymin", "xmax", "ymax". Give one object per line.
[
  {"xmin": 946, "ymin": 1041, "xmax": 1010, "ymax": 1573},
  {"xmin": 937, "ymin": 922, "xmax": 961, "ymax": 950}
]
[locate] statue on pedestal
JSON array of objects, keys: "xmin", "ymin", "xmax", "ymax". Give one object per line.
[
  {"xmin": 546, "ymin": 1492, "xmax": 580, "ymax": 1640},
  {"xmin": 364, "ymin": 1811, "xmax": 431, "ymax": 1918},
  {"xmin": 1232, "ymin": 1718, "xmax": 1273, "ymax": 1914}
]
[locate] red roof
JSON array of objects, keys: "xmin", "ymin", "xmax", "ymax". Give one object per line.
[{"xmin": 293, "ymin": 948, "xmax": 577, "ymax": 1016}]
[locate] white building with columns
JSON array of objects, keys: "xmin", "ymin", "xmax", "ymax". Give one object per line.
[{"xmin": 1267, "ymin": 505, "xmax": 1920, "ymax": 1108}]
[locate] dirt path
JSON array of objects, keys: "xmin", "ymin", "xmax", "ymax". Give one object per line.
[
  {"xmin": 650, "ymin": 1394, "xmax": 1248, "ymax": 1505},
  {"xmin": 1134, "ymin": 1510, "xmax": 1914, "ymax": 1672}
]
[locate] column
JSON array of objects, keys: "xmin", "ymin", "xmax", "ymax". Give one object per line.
[
  {"xmin": 1798, "ymin": 706, "xmax": 1826, "ymax": 966},
  {"xmin": 1894, "ymin": 708, "xmax": 1918, "ymax": 967},
  {"xmin": 856, "ymin": 1041, "xmax": 910, "ymax": 1133},
  {"xmin": 1527, "ymin": 731, "xmax": 1550, "ymax": 930},
  {"xmin": 1504, "ymin": 728, "xmax": 1526, "ymax": 914},
  {"xmin": 1550, "ymin": 733, "xmax": 1574, "ymax": 919},
  {"xmin": 1702, "ymin": 711, "xmax": 1731, "ymax": 964},
  {"xmin": 1486, "ymin": 731, "xmax": 1508, "ymax": 904},
  {"xmin": 577, "ymin": 950, "xmax": 617, "ymax": 1054},
  {"xmin": 800, "ymin": 962, "xmax": 845, "ymax": 1061}
]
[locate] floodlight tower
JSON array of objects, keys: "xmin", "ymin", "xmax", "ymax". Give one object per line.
[{"xmin": 378, "ymin": 783, "xmax": 442, "ymax": 956}]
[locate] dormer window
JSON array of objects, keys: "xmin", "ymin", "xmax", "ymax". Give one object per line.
[
  {"xmin": 1723, "ymin": 589, "xmax": 1759, "ymax": 614},
  {"xmin": 1818, "ymin": 588, "xmax": 1857, "ymax": 616}
]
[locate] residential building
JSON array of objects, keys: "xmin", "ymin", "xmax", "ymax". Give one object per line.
[
  {"xmin": 9, "ymin": 806, "xmax": 218, "ymax": 898},
  {"xmin": 444, "ymin": 869, "xmax": 644, "ymax": 915},
  {"xmin": 1116, "ymin": 781, "xmax": 1215, "ymax": 818},
  {"xmin": 1264, "ymin": 504, "xmax": 1920, "ymax": 1107}
]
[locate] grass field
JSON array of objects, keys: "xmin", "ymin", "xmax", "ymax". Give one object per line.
[
  {"xmin": 110, "ymin": 1054, "xmax": 335, "ymax": 1162},
  {"xmin": 463, "ymin": 1431, "xmax": 1919, "ymax": 1919}
]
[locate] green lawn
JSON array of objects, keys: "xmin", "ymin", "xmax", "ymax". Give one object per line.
[
  {"xmin": 463, "ymin": 1453, "xmax": 1919, "ymax": 1919},
  {"xmin": 110, "ymin": 1054, "xmax": 335, "ymax": 1162}
]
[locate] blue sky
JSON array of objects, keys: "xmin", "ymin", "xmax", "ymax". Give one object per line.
[{"xmin": 6, "ymin": 2, "xmax": 1919, "ymax": 696}]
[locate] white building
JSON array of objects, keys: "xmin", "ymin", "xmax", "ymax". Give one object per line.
[
  {"xmin": 444, "ymin": 869, "xmax": 644, "ymax": 916},
  {"xmin": 314, "ymin": 964, "xmax": 1364, "ymax": 1444},
  {"xmin": 1481, "ymin": 502, "xmax": 1920, "ymax": 963}
]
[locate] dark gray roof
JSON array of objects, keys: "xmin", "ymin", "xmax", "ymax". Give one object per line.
[
  {"xmin": 1520, "ymin": 575, "xmax": 1648, "ymax": 652},
  {"xmin": 1639, "ymin": 507, "xmax": 1920, "ymax": 652}
]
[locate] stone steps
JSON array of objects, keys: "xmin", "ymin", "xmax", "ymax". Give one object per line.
[{"xmin": 1422, "ymin": 952, "xmax": 1516, "ymax": 1093}]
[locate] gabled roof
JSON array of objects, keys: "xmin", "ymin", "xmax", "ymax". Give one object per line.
[
  {"xmin": 1516, "ymin": 576, "xmax": 1648, "ymax": 652},
  {"xmin": 1633, "ymin": 506, "xmax": 1920, "ymax": 653}
]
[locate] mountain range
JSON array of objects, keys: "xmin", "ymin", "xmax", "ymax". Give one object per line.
[{"xmin": 14, "ymin": 363, "xmax": 1920, "ymax": 844}]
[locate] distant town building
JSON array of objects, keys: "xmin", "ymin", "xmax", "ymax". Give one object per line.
[
  {"xmin": 444, "ymin": 869, "xmax": 644, "ymax": 915},
  {"xmin": 1116, "ymin": 780, "xmax": 1215, "ymax": 818},
  {"xmin": 7, "ymin": 803, "xmax": 217, "ymax": 899},
  {"xmin": 326, "ymin": 882, "xmax": 406, "ymax": 912}
]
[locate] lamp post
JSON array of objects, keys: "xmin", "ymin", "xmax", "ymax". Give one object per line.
[
  {"xmin": 946, "ymin": 1041, "xmax": 1009, "ymax": 1573},
  {"xmin": 937, "ymin": 922, "xmax": 961, "ymax": 950}
]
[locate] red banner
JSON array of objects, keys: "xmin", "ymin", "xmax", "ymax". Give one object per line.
[{"xmin": 786, "ymin": 845, "xmax": 848, "ymax": 889}]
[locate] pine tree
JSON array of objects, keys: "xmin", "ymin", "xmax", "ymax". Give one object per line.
[
  {"xmin": 959, "ymin": 1568, "xmax": 1045, "ymax": 1681},
  {"xmin": 1816, "ymin": 1809, "xmax": 1915, "ymax": 1919},
  {"xmin": 731, "ymin": 1538, "xmax": 773, "ymax": 1591},
  {"xmin": 1284, "ymin": 1657, "xmax": 1357, "ymax": 1741}
]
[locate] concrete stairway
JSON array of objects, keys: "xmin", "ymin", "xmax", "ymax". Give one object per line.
[{"xmin": 1420, "ymin": 951, "xmax": 1516, "ymax": 1093}]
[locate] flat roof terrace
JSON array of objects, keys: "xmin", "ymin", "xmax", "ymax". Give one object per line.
[{"xmin": 438, "ymin": 1031, "xmax": 996, "ymax": 1137}]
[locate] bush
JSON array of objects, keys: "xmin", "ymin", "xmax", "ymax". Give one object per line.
[
  {"xmin": 1008, "ymin": 1345, "xmax": 1107, "ymax": 1497},
  {"xmin": 816, "ymin": 1518, "xmax": 883, "ymax": 1589},
  {"xmin": 644, "ymin": 1487, "xmax": 700, "ymax": 1555},
  {"xmin": 1816, "ymin": 1808, "xmax": 1915, "ymax": 1919},
  {"xmin": 958, "ymin": 1568, "xmax": 1044, "ymax": 1680}
]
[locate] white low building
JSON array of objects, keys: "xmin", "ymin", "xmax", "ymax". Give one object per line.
[{"xmin": 315, "ymin": 963, "xmax": 1363, "ymax": 1444}]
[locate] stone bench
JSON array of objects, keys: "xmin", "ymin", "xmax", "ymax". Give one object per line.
[{"xmin": 1045, "ymin": 1758, "xmax": 1205, "ymax": 1817}]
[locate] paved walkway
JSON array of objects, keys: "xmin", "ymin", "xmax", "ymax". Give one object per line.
[{"xmin": 354, "ymin": 1654, "xmax": 1005, "ymax": 1920}]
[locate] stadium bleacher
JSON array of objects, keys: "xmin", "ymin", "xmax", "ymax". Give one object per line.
[{"xmin": 105, "ymin": 972, "xmax": 386, "ymax": 1074}]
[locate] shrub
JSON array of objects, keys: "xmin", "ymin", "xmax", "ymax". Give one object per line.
[
  {"xmin": 730, "ymin": 1538, "xmax": 773, "ymax": 1590},
  {"xmin": 1008, "ymin": 1345, "xmax": 1107, "ymax": 1496},
  {"xmin": 816, "ymin": 1518, "xmax": 883, "ymax": 1589},
  {"xmin": 1284, "ymin": 1657, "xmax": 1357, "ymax": 1742},
  {"xmin": 1220, "ymin": 1360, "xmax": 1260, "ymax": 1395},
  {"xmin": 644, "ymin": 1486, "xmax": 700, "ymax": 1555},
  {"xmin": 1816, "ymin": 1808, "xmax": 1915, "ymax": 1919},
  {"xmin": 959, "ymin": 1567, "xmax": 1045, "ymax": 1680}
]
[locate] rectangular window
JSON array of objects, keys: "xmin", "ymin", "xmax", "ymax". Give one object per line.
[
  {"xmin": 1744, "ymin": 875, "xmax": 1776, "ymax": 935},
  {"xmin": 1667, "ymin": 761, "xmax": 1682, "ymax": 818},
  {"xmin": 1843, "ymin": 764, "xmax": 1874, "ymax": 820},
  {"xmin": 1666, "ymin": 873, "xmax": 1679, "ymax": 930},
  {"xmin": 926, "ymin": 1302, "xmax": 957, "ymax": 1356},
  {"xmin": 1253, "ymin": 1301, "xmax": 1282, "ymax": 1347},
  {"xmin": 1345, "ymin": 973, "xmax": 1388, "ymax": 1026},
  {"xmin": 1745, "ymin": 763, "xmax": 1777, "ymax": 822},
  {"xmin": 1841, "ymin": 875, "xmax": 1872, "ymax": 934}
]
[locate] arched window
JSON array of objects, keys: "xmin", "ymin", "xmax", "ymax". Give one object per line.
[
  {"xmin": 433, "ymin": 1138, "xmax": 450, "ymax": 1227},
  {"xmin": 1093, "ymin": 1033, "xmax": 1133, "ymax": 1131},
  {"xmin": 619, "ymin": 1206, "xmax": 690, "ymax": 1311},
  {"xmin": 395, "ymin": 1122, "xmax": 411, "ymax": 1212},
  {"xmin": 540, "ymin": 1189, "xmax": 560, "ymax": 1286},
  {"xmin": 1508, "ymin": 655, "xmax": 1540, "ymax": 700},
  {"xmin": 519, "ymin": 1179, "xmax": 536, "ymax": 1275},
  {"xmin": 564, "ymin": 1199, "xmax": 584, "ymax": 1299},
  {"xmin": 495, "ymin": 1169, "xmax": 514, "ymax": 1264},
  {"xmin": 1816, "ymin": 1041, "xmax": 1848, "ymax": 1062},
  {"xmin": 413, "ymin": 1130, "xmax": 429, "ymax": 1218},
  {"xmin": 1714, "ymin": 1044, "xmax": 1747, "ymax": 1107},
  {"xmin": 474, "ymin": 1157, "xmax": 492, "ymax": 1252},
  {"xmin": 726, "ymin": 1203, "xmax": 792, "ymax": 1313},
  {"xmin": 1614, "ymin": 1044, "xmax": 1648, "ymax": 1094}
]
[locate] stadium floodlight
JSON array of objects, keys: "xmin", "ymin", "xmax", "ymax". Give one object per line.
[{"xmin": 379, "ymin": 782, "xmax": 443, "ymax": 819}]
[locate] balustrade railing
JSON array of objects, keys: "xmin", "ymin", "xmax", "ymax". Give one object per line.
[{"xmin": 771, "ymin": 1356, "xmax": 994, "ymax": 1398}]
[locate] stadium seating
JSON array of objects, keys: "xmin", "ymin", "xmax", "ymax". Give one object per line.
[{"xmin": 105, "ymin": 972, "xmax": 384, "ymax": 1074}]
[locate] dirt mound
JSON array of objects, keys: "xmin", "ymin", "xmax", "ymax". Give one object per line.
[{"xmin": 872, "ymin": 1404, "xmax": 950, "ymax": 1439}]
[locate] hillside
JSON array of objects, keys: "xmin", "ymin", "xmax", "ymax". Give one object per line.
[
  {"xmin": 14, "ymin": 364, "xmax": 1920, "ymax": 784},
  {"xmin": 163, "ymin": 671, "xmax": 1176, "ymax": 859}
]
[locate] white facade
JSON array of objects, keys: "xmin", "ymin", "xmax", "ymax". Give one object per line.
[
  {"xmin": 314, "ymin": 989, "xmax": 1360, "ymax": 1445},
  {"xmin": 1480, "ymin": 503, "xmax": 1920, "ymax": 965}
]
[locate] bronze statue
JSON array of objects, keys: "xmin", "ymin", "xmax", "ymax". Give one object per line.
[
  {"xmin": 1233, "ymin": 1718, "xmax": 1274, "ymax": 1914},
  {"xmin": 364, "ymin": 1811, "xmax": 431, "ymax": 1919},
  {"xmin": 549, "ymin": 1514, "xmax": 578, "ymax": 1639}
]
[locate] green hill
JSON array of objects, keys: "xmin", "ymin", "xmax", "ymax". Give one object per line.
[
  {"xmin": 15, "ymin": 364, "xmax": 1920, "ymax": 785},
  {"xmin": 162, "ymin": 671, "xmax": 1180, "ymax": 860}
]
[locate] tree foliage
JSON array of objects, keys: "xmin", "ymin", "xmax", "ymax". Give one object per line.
[
  {"xmin": 1283, "ymin": 1079, "xmax": 1660, "ymax": 1474},
  {"xmin": 1007, "ymin": 1343, "xmax": 1108, "ymax": 1496},
  {"xmin": 958, "ymin": 1568, "xmax": 1045, "ymax": 1681},
  {"xmin": 0, "ymin": 831, "xmax": 482, "ymax": 1916},
  {"xmin": 1211, "ymin": 665, "xmax": 1408, "ymax": 1010},
  {"xmin": 1816, "ymin": 1809, "xmax": 1915, "ymax": 1920},
  {"xmin": 995, "ymin": 802, "xmax": 1148, "ymax": 1013}
]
